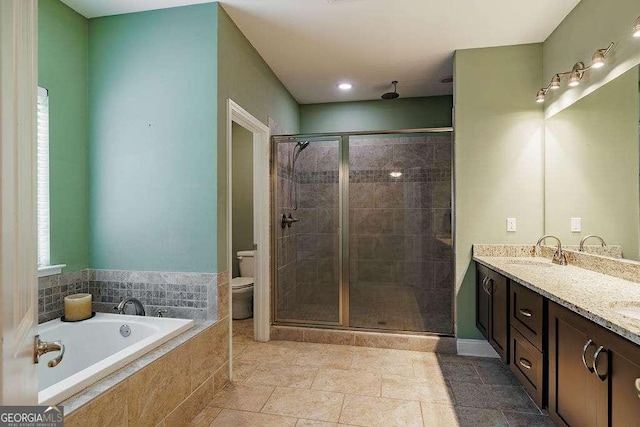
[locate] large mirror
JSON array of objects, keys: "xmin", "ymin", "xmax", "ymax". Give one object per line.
[{"xmin": 544, "ymin": 65, "xmax": 640, "ymax": 260}]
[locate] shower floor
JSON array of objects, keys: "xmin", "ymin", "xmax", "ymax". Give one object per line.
[{"xmin": 278, "ymin": 286, "xmax": 452, "ymax": 334}]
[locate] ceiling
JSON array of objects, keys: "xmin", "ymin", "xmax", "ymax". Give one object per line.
[{"xmin": 62, "ymin": 0, "xmax": 581, "ymax": 104}]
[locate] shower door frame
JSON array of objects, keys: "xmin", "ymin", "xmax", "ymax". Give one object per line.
[{"xmin": 271, "ymin": 127, "xmax": 455, "ymax": 336}]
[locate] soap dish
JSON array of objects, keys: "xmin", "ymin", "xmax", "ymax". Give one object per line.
[{"xmin": 60, "ymin": 311, "xmax": 96, "ymax": 322}]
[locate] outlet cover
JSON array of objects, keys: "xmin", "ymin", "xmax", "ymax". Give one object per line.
[
  {"xmin": 571, "ymin": 217, "xmax": 581, "ymax": 232},
  {"xmin": 507, "ymin": 218, "xmax": 517, "ymax": 232}
]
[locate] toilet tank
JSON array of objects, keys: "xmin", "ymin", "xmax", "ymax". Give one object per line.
[{"xmin": 237, "ymin": 250, "xmax": 255, "ymax": 277}]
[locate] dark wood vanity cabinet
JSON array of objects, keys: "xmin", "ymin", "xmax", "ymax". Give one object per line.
[
  {"xmin": 549, "ymin": 301, "xmax": 640, "ymax": 427},
  {"xmin": 476, "ymin": 264, "xmax": 509, "ymax": 362},
  {"xmin": 510, "ymin": 281, "xmax": 546, "ymax": 408}
]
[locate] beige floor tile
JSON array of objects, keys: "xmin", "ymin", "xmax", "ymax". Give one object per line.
[
  {"xmin": 420, "ymin": 402, "xmax": 459, "ymax": 426},
  {"xmin": 210, "ymin": 383, "xmax": 275, "ymax": 412},
  {"xmin": 235, "ymin": 342, "xmax": 297, "ymax": 364},
  {"xmin": 208, "ymin": 409, "xmax": 297, "ymax": 427},
  {"xmin": 262, "ymin": 386, "xmax": 344, "ymax": 422},
  {"xmin": 246, "ymin": 363, "xmax": 319, "ymax": 388},
  {"xmin": 312, "ymin": 368, "xmax": 381, "ymax": 396},
  {"xmin": 350, "ymin": 353, "xmax": 415, "ymax": 377},
  {"xmin": 382, "ymin": 375, "xmax": 454, "ymax": 404},
  {"xmin": 339, "ymin": 394, "xmax": 423, "ymax": 427},
  {"xmin": 232, "ymin": 360, "xmax": 260, "ymax": 383},
  {"xmin": 296, "ymin": 419, "xmax": 340, "ymax": 427},
  {"xmin": 294, "ymin": 348, "xmax": 354, "ymax": 370},
  {"xmin": 190, "ymin": 405, "xmax": 222, "ymax": 427}
]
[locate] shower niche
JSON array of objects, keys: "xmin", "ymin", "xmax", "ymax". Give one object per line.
[{"xmin": 272, "ymin": 131, "xmax": 453, "ymax": 335}]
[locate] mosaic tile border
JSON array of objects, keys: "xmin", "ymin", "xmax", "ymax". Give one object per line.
[{"xmin": 38, "ymin": 269, "xmax": 227, "ymax": 324}]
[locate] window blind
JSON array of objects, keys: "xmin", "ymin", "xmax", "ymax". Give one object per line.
[{"xmin": 37, "ymin": 87, "xmax": 50, "ymax": 267}]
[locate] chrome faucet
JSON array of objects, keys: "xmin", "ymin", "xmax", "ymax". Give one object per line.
[
  {"xmin": 114, "ymin": 298, "xmax": 146, "ymax": 316},
  {"xmin": 536, "ymin": 234, "xmax": 567, "ymax": 265},
  {"xmin": 579, "ymin": 235, "xmax": 607, "ymax": 252}
]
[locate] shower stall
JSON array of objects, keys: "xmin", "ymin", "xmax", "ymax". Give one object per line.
[{"xmin": 272, "ymin": 129, "xmax": 454, "ymax": 335}]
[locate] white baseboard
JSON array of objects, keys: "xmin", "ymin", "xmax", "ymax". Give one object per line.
[{"xmin": 456, "ymin": 339, "xmax": 500, "ymax": 358}]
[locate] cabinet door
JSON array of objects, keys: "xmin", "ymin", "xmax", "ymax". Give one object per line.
[
  {"xmin": 595, "ymin": 327, "xmax": 640, "ymax": 427},
  {"xmin": 476, "ymin": 264, "xmax": 490, "ymax": 339},
  {"xmin": 549, "ymin": 302, "xmax": 599, "ymax": 427},
  {"xmin": 488, "ymin": 270, "xmax": 508, "ymax": 362}
]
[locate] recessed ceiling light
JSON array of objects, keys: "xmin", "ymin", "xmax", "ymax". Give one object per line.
[
  {"xmin": 338, "ymin": 83, "xmax": 353, "ymax": 90},
  {"xmin": 389, "ymin": 171, "xmax": 402, "ymax": 178}
]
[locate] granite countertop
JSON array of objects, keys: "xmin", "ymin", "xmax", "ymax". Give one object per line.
[{"xmin": 473, "ymin": 255, "xmax": 640, "ymax": 346}]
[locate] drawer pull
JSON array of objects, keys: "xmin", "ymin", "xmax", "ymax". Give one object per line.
[
  {"xmin": 519, "ymin": 309, "xmax": 533, "ymax": 318},
  {"xmin": 593, "ymin": 346, "xmax": 608, "ymax": 381},
  {"xmin": 484, "ymin": 278, "xmax": 493, "ymax": 295},
  {"xmin": 518, "ymin": 358, "xmax": 532, "ymax": 370},
  {"xmin": 635, "ymin": 378, "xmax": 640, "ymax": 399},
  {"xmin": 582, "ymin": 339, "xmax": 595, "ymax": 373}
]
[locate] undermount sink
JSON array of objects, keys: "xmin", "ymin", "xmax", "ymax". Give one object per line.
[
  {"xmin": 610, "ymin": 302, "xmax": 640, "ymax": 321},
  {"xmin": 506, "ymin": 259, "xmax": 554, "ymax": 268}
]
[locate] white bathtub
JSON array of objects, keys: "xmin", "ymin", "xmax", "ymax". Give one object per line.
[{"xmin": 37, "ymin": 313, "xmax": 193, "ymax": 405}]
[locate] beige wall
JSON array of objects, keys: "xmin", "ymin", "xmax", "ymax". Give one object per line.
[
  {"xmin": 231, "ymin": 123, "xmax": 254, "ymax": 277},
  {"xmin": 454, "ymin": 44, "xmax": 545, "ymax": 338},
  {"xmin": 543, "ymin": 0, "xmax": 640, "ymax": 118},
  {"xmin": 545, "ymin": 67, "xmax": 640, "ymax": 259}
]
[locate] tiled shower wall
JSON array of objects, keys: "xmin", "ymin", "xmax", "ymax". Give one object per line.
[
  {"xmin": 348, "ymin": 135, "xmax": 453, "ymax": 334},
  {"xmin": 38, "ymin": 269, "xmax": 226, "ymax": 323}
]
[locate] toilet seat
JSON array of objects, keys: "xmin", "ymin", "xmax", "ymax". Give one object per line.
[{"xmin": 231, "ymin": 277, "xmax": 254, "ymax": 290}]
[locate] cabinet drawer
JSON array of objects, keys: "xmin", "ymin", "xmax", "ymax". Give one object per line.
[
  {"xmin": 511, "ymin": 281, "xmax": 544, "ymax": 351},
  {"xmin": 510, "ymin": 326, "xmax": 544, "ymax": 408}
]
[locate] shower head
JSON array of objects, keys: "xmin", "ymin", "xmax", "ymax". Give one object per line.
[{"xmin": 381, "ymin": 81, "xmax": 399, "ymax": 100}]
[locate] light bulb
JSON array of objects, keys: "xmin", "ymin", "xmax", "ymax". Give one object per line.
[{"xmin": 338, "ymin": 83, "xmax": 352, "ymax": 90}]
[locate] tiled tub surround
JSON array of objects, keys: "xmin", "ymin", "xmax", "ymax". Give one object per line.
[
  {"xmin": 473, "ymin": 245, "xmax": 640, "ymax": 346},
  {"xmin": 61, "ymin": 273, "xmax": 231, "ymax": 426},
  {"xmin": 38, "ymin": 269, "xmax": 227, "ymax": 323}
]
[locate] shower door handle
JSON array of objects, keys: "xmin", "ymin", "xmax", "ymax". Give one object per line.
[{"xmin": 281, "ymin": 214, "xmax": 299, "ymax": 228}]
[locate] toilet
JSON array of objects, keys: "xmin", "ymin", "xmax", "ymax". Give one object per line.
[{"xmin": 231, "ymin": 250, "xmax": 254, "ymax": 320}]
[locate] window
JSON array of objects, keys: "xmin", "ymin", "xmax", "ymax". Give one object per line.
[{"xmin": 37, "ymin": 87, "xmax": 50, "ymax": 268}]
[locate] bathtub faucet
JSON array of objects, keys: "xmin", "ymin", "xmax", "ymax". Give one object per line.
[{"xmin": 114, "ymin": 298, "xmax": 146, "ymax": 316}]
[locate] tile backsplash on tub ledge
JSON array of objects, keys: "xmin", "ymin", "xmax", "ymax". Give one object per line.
[{"xmin": 37, "ymin": 269, "xmax": 228, "ymax": 323}]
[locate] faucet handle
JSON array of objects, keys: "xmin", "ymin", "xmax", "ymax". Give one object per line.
[{"xmin": 157, "ymin": 309, "xmax": 168, "ymax": 318}]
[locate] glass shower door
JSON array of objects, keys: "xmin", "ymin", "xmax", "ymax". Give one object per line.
[
  {"xmin": 274, "ymin": 138, "xmax": 342, "ymax": 324},
  {"xmin": 347, "ymin": 133, "xmax": 453, "ymax": 333}
]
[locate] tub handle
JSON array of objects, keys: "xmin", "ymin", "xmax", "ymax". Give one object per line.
[{"xmin": 34, "ymin": 335, "xmax": 65, "ymax": 368}]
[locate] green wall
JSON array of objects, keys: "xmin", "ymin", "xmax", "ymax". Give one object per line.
[
  {"xmin": 543, "ymin": 0, "xmax": 640, "ymax": 118},
  {"xmin": 217, "ymin": 5, "xmax": 300, "ymax": 272},
  {"xmin": 454, "ymin": 44, "xmax": 545, "ymax": 339},
  {"xmin": 38, "ymin": 0, "xmax": 89, "ymax": 272},
  {"xmin": 545, "ymin": 67, "xmax": 639, "ymax": 259},
  {"xmin": 231, "ymin": 123, "xmax": 254, "ymax": 277},
  {"xmin": 88, "ymin": 4, "xmax": 218, "ymax": 272},
  {"xmin": 300, "ymin": 96, "xmax": 452, "ymax": 134}
]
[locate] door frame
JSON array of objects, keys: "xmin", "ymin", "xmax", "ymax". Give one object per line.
[{"xmin": 226, "ymin": 99, "xmax": 271, "ymax": 343}]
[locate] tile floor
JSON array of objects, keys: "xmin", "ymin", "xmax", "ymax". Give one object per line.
[{"xmin": 190, "ymin": 319, "xmax": 553, "ymax": 426}]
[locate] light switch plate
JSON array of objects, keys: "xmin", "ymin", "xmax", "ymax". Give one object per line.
[
  {"xmin": 506, "ymin": 217, "xmax": 517, "ymax": 232},
  {"xmin": 571, "ymin": 217, "xmax": 581, "ymax": 232}
]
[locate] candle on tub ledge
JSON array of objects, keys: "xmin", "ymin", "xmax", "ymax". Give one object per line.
[{"xmin": 64, "ymin": 293, "xmax": 92, "ymax": 321}]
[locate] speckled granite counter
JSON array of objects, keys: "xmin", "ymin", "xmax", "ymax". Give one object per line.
[{"xmin": 473, "ymin": 253, "xmax": 640, "ymax": 346}]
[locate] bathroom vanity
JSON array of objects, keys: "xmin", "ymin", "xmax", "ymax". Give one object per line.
[{"xmin": 474, "ymin": 247, "xmax": 640, "ymax": 427}]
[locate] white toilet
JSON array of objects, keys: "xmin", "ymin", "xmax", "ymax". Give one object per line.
[{"xmin": 232, "ymin": 250, "xmax": 254, "ymax": 320}]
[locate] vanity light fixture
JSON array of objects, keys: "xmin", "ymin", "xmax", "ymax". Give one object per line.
[
  {"xmin": 633, "ymin": 16, "xmax": 640, "ymax": 37},
  {"xmin": 534, "ymin": 42, "xmax": 614, "ymax": 102}
]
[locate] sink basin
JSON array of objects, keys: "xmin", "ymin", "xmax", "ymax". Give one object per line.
[
  {"xmin": 610, "ymin": 302, "xmax": 640, "ymax": 320},
  {"xmin": 506, "ymin": 259, "xmax": 554, "ymax": 268}
]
